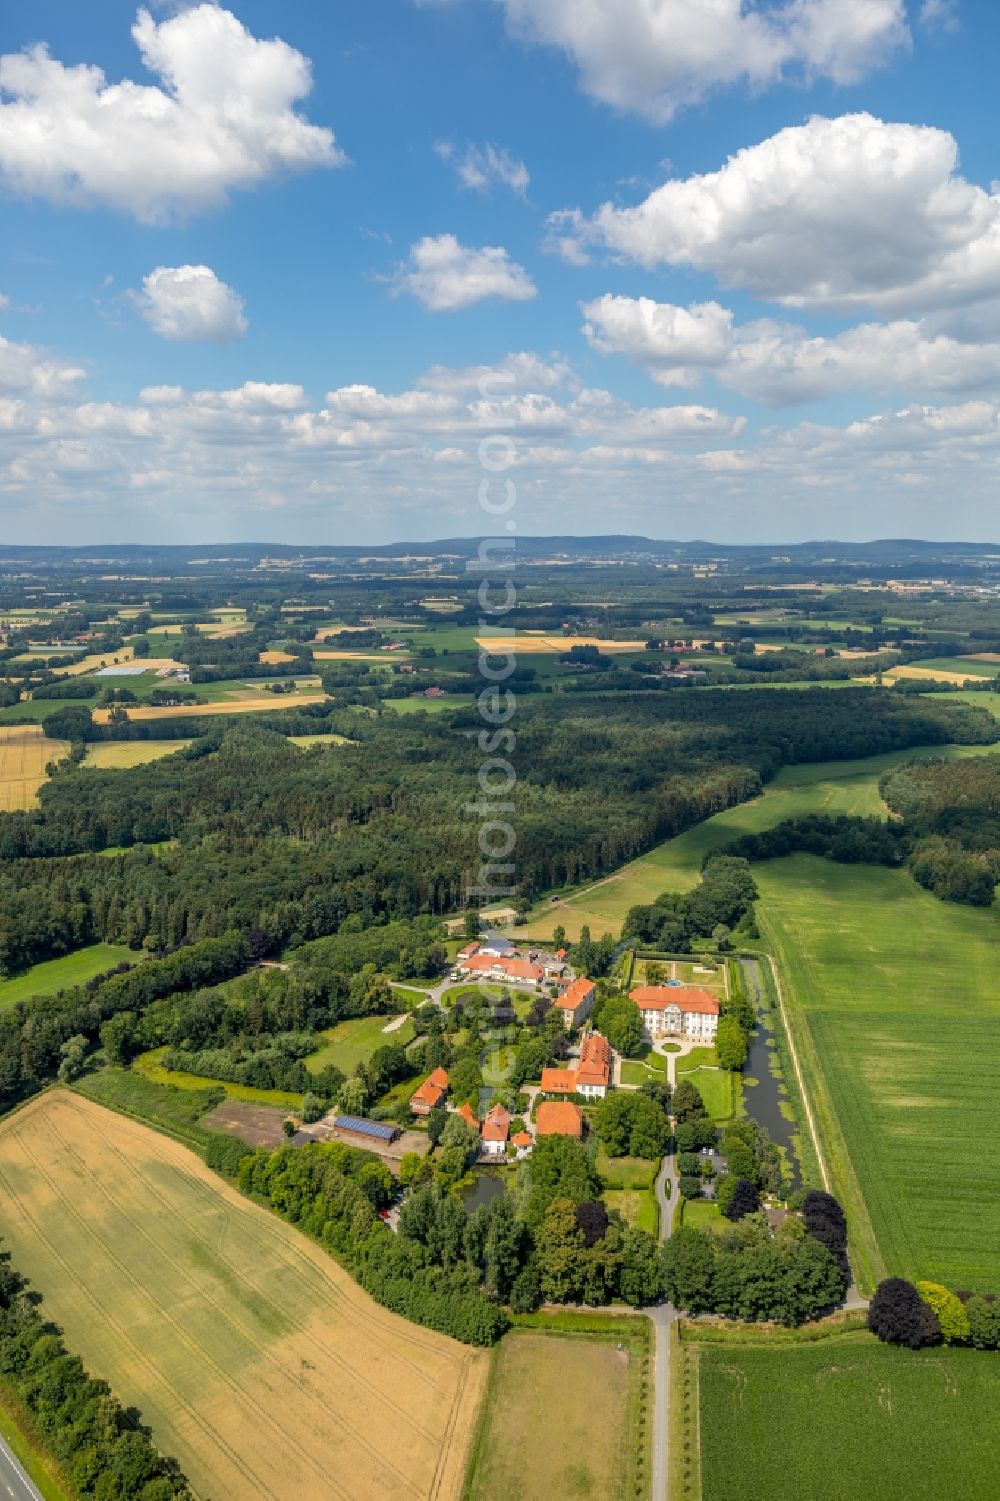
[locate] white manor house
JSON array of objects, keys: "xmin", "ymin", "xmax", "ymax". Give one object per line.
[{"xmin": 629, "ymin": 984, "xmax": 721, "ymax": 1042}]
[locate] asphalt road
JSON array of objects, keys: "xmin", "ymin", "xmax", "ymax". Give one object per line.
[{"xmin": 0, "ymin": 1436, "xmax": 44, "ymax": 1501}]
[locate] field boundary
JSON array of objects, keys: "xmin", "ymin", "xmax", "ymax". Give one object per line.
[{"xmin": 0, "ymin": 1377, "xmax": 75, "ymax": 1501}]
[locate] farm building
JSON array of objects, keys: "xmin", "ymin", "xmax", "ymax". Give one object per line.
[
  {"xmin": 629, "ymin": 985, "xmax": 720, "ymax": 1041},
  {"xmin": 536, "ymin": 1101, "xmax": 583, "ymax": 1139},
  {"xmin": 456, "ymin": 953, "xmax": 544, "ymax": 986},
  {"xmin": 330, "ymin": 1116, "xmax": 401, "ymax": 1146},
  {"xmin": 409, "ymin": 1066, "xmax": 449, "ymax": 1116}
]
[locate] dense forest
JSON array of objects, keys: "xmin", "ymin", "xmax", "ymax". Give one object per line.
[{"xmin": 1, "ymin": 690, "xmax": 993, "ymax": 984}]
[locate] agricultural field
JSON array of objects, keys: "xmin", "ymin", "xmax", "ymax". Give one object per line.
[
  {"xmin": 306, "ymin": 1013, "xmax": 416, "ymax": 1076},
  {"xmin": 0, "ymin": 944, "xmax": 136, "ymax": 1010},
  {"xmin": 0, "ymin": 1091, "xmax": 487, "ymax": 1501},
  {"xmin": 93, "ymin": 693, "xmax": 327, "ymax": 722},
  {"xmin": 82, "ymin": 740, "xmax": 192, "ymax": 769},
  {"xmin": 757, "ymin": 854, "xmax": 1000, "ymax": 1291},
  {"xmin": 0, "ymin": 724, "xmax": 69, "ymax": 810},
  {"xmin": 463, "ymin": 1328, "xmax": 638, "ymax": 1501},
  {"xmin": 522, "ymin": 742, "xmax": 1000, "ymax": 939},
  {"xmin": 693, "ymin": 1332, "xmax": 1000, "ymax": 1501}
]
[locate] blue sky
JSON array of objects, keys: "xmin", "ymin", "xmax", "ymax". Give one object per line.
[{"xmin": 1, "ymin": 1, "xmax": 999, "ymax": 544}]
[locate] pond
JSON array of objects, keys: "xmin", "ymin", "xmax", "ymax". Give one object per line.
[
  {"xmin": 457, "ymin": 1171, "xmax": 507, "ymax": 1215},
  {"xmin": 741, "ymin": 959, "xmax": 801, "ymax": 1190}
]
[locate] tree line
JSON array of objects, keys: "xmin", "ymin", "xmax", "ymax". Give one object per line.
[{"xmin": 0, "ymin": 1246, "xmax": 191, "ymax": 1499}]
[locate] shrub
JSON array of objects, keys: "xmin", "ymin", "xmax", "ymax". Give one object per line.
[
  {"xmin": 723, "ymin": 1178, "xmax": 760, "ymax": 1221},
  {"xmin": 917, "ymin": 1280, "xmax": 971, "ymax": 1344},
  {"xmin": 204, "ymin": 1133, "xmax": 255, "ymax": 1178},
  {"xmin": 868, "ymin": 1277, "xmax": 941, "ymax": 1348}
]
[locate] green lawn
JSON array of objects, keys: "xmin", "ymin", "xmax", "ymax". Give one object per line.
[
  {"xmin": 596, "ymin": 1149, "xmax": 659, "ymax": 1190},
  {"xmin": 758, "ymin": 853, "xmax": 1000, "ymax": 1291},
  {"xmin": 603, "ymin": 1186, "xmax": 659, "ymax": 1235},
  {"xmin": 697, "ymin": 1334, "xmax": 1000, "ymax": 1501},
  {"xmin": 680, "ymin": 1199, "xmax": 724, "ymax": 1233},
  {"xmin": 0, "ymin": 944, "xmax": 137, "ymax": 1010},
  {"xmin": 305, "ymin": 1013, "xmax": 414, "ymax": 1075},
  {"xmin": 676, "ymin": 1065, "xmax": 737, "ymax": 1122}
]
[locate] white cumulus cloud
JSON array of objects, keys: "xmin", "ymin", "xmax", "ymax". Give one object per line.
[
  {"xmin": 561, "ymin": 114, "xmax": 1000, "ymax": 317},
  {"xmin": 583, "ymin": 293, "xmax": 1000, "ymax": 404},
  {"xmin": 0, "ymin": 5, "xmax": 342, "ymax": 222},
  {"xmin": 132, "ymin": 265, "xmax": 247, "ymax": 342},
  {"xmin": 392, "ymin": 234, "xmax": 537, "ymax": 311},
  {"xmin": 498, "ymin": 0, "xmax": 907, "ymax": 122}
]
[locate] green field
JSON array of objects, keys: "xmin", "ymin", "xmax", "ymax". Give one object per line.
[
  {"xmin": 0, "ymin": 944, "xmax": 136, "ymax": 1010},
  {"xmin": 82, "ymin": 741, "xmax": 192, "ymax": 769},
  {"xmin": 305, "ymin": 1013, "xmax": 415, "ymax": 1075},
  {"xmin": 758, "ymin": 854, "xmax": 1000, "ymax": 1290},
  {"xmin": 696, "ymin": 1333, "xmax": 1000, "ymax": 1501},
  {"xmin": 523, "ymin": 743, "xmax": 1000, "ymax": 940}
]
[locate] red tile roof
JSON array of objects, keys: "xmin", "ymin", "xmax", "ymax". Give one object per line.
[
  {"xmin": 576, "ymin": 1031, "xmax": 612, "ymax": 1087},
  {"xmin": 553, "ymin": 976, "xmax": 595, "ymax": 1011},
  {"xmin": 481, "ymin": 1102, "xmax": 511, "ymax": 1143},
  {"xmin": 409, "ymin": 1065, "xmax": 449, "ymax": 1110},
  {"xmin": 536, "ymin": 1101, "xmax": 583, "ymax": 1138},
  {"xmin": 629, "ymin": 985, "xmax": 720, "ymax": 1015},
  {"xmin": 540, "ymin": 1066, "xmax": 578, "ymax": 1094},
  {"xmin": 460, "ymin": 954, "xmax": 544, "ymax": 982},
  {"xmin": 457, "ymin": 1102, "xmax": 479, "ymax": 1129},
  {"xmin": 512, "ymin": 1130, "xmax": 533, "ymax": 1148},
  {"xmin": 457, "ymin": 942, "xmax": 480, "ymax": 959}
]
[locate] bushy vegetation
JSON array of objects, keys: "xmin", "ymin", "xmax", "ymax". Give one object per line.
[
  {"xmin": 0, "ymin": 1247, "xmax": 191, "ymax": 1499},
  {"xmin": 623, "ymin": 854, "xmax": 759, "ymax": 951}
]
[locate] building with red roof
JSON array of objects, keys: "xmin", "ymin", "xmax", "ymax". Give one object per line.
[
  {"xmin": 629, "ymin": 985, "xmax": 720, "ymax": 1041},
  {"xmin": 536, "ymin": 1101, "xmax": 583, "ymax": 1139},
  {"xmin": 409, "ymin": 1066, "xmax": 449, "ymax": 1115},
  {"xmin": 456, "ymin": 953, "xmax": 544, "ymax": 986},
  {"xmin": 480, "ymin": 1103, "xmax": 511, "ymax": 1158},
  {"xmin": 539, "ymin": 1030, "xmax": 613, "ymax": 1100},
  {"xmin": 551, "ymin": 976, "xmax": 596, "ymax": 1028},
  {"xmin": 457, "ymin": 1102, "xmax": 479, "ymax": 1130}
]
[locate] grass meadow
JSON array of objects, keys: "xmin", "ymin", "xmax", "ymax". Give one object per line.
[
  {"xmin": 463, "ymin": 1325, "xmax": 642, "ymax": 1501},
  {"xmin": 694, "ymin": 1331, "xmax": 1000, "ymax": 1501},
  {"xmin": 0, "ymin": 1091, "xmax": 487, "ymax": 1501},
  {"xmin": 757, "ymin": 854, "xmax": 1000, "ymax": 1292},
  {"xmin": 521, "ymin": 742, "xmax": 1000, "ymax": 941},
  {"xmin": 0, "ymin": 944, "xmax": 136, "ymax": 1010},
  {"xmin": 305, "ymin": 1014, "xmax": 416, "ymax": 1075}
]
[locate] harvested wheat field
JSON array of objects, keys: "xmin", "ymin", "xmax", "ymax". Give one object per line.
[
  {"xmin": 475, "ymin": 634, "xmax": 647, "ymax": 654},
  {"xmin": 883, "ymin": 664, "xmax": 982, "ymax": 685},
  {"xmin": 82, "ymin": 741, "xmax": 193, "ymax": 769},
  {"xmin": 93, "ymin": 696, "xmax": 327, "ymax": 722},
  {"xmin": 0, "ymin": 1091, "xmax": 487, "ymax": 1501},
  {"xmin": 0, "ymin": 724, "xmax": 69, "ymax": 810}
]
